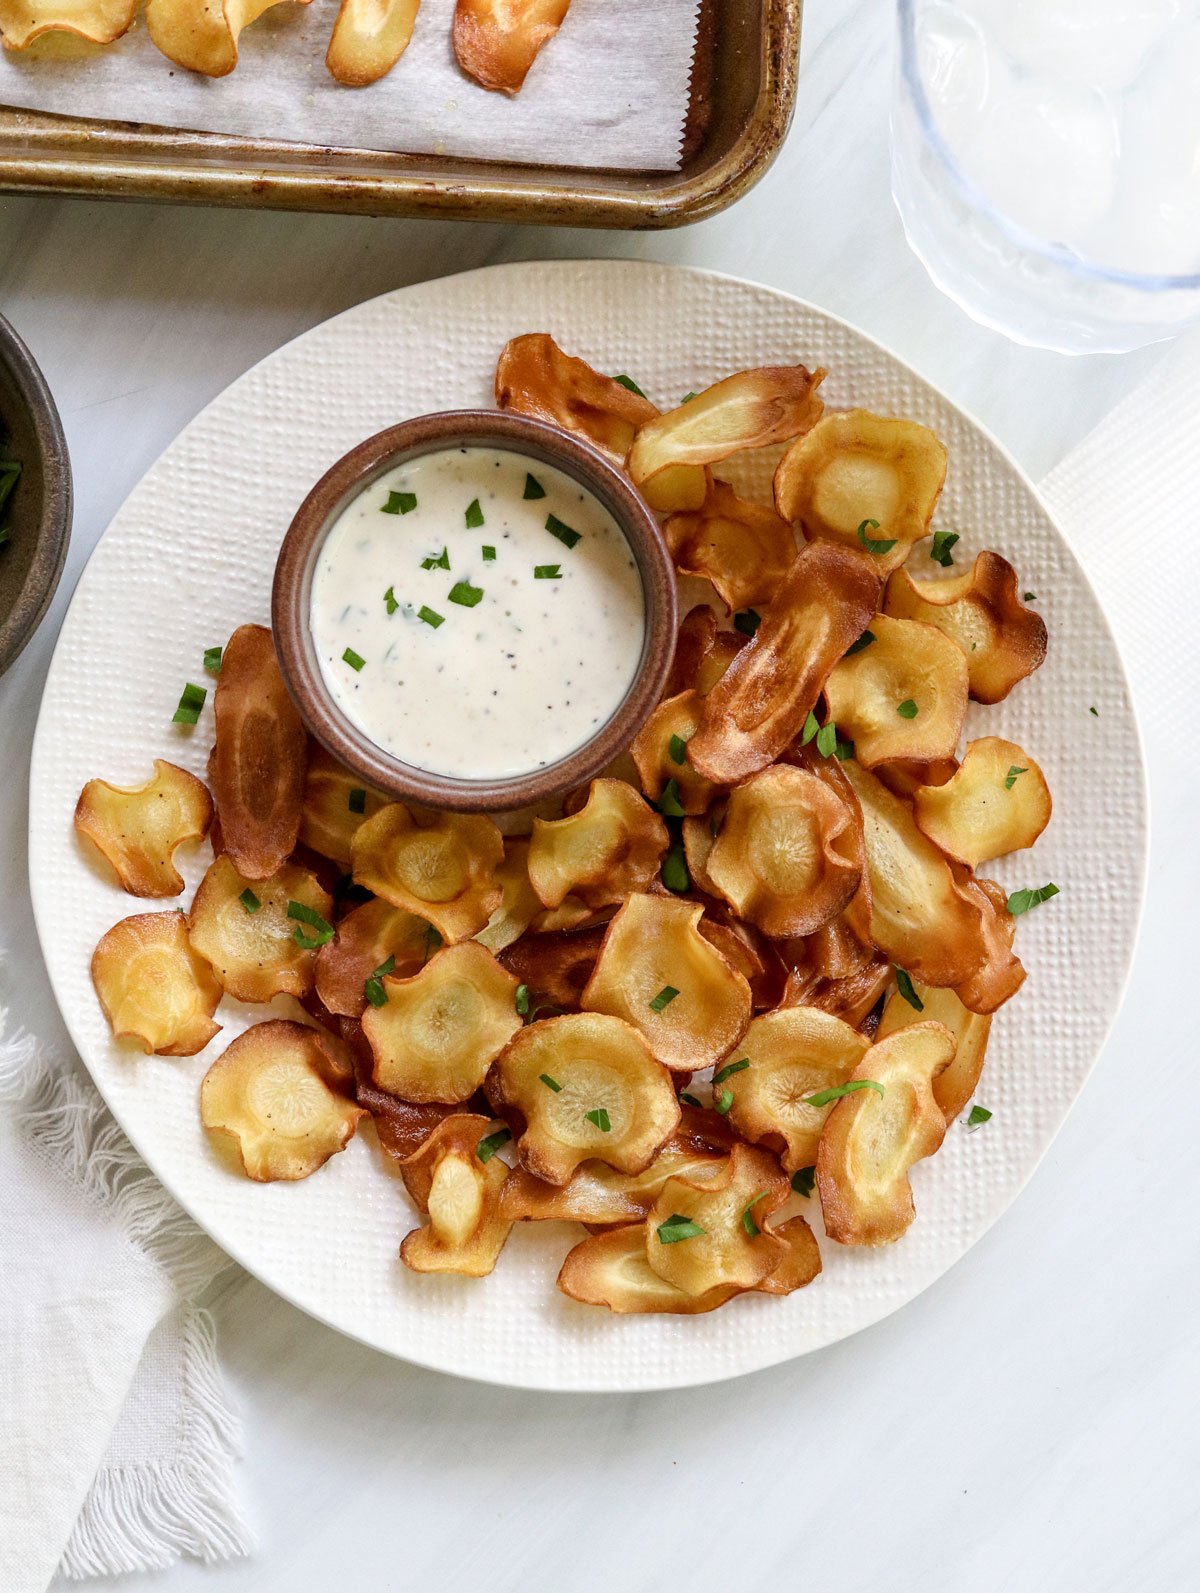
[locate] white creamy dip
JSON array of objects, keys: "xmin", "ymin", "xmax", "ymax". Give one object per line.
[{"xmin": 310, "ymin": 446, "xmax": 646, "ymax": 780}]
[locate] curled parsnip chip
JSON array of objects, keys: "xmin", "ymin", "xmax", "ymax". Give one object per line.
[
  {"xmin": 92, "ymin": 911, "xmax": 221, "ymax": 1056},
  {"xmin": 75, "ymin": 759, "xmax": 212, "ymax": 898},
  {"xmin": 528, "ymin": 779, "xmax": 668, "ymax": 910},
  {"xmin": 210, "ymin": 625, "xmax": 307, "ymax": 880},
  {"xmin": 363, "ymin": 942, "xmax": 521, "ymax": 1104},
  {"xmin": 491, "ymin": 1011, "xmax": 679, "ymax": 1185},
  {"xmin": 697, "ymin": 913, "xmax": 787, "ymax": 1012},
  {"xmin": 398, "ymin": 1114, "xmax": 513, "ymax": 1277},
  {"xmin": 884, "ymin": 552, "xmax": 1048, "ymax": 704},
  {"xmin": 629, "ymin": 691, "xmax": 719, "ymax": 816},
  {"xmin": 823, "ymin": 614, "xmax": 969, "ymax": 769},
  {"xmin": 474, "ymin": 839, "xmax": 542, "ymax": 953},
  {"xmin": 314, "ymin": 897, "xmax": 430, "ymax": 1018},
  {"xmin": 453, "ymin": 0, "xmax": 569, "ymax": 92},
  {"xmin": 498, "ymin": 924, "xmax": 606, "ymax": 1012},
  {"xmin": 877, "ymin": 982, "xmax": 991, "ymax": 1125},
  {"xmin": 188, "ymin": 853, "xmax": 332, "ymax": 1004},
  {"xmin": 695, "ymin": 630, "xmax": 748, "ymax": 695},
  {"xmin": 705, "ymin": 764, "xmax": 862, "ymax": 938},
  {"xmin": 781, "ymin": 952, "xmax": 891, "ymax": 1030},
  {"xmin": 913, "ymin": 737, "xmax": 1051, "ymax": 869},
  {"xmin": 688, "ymin": 543, "xmax": 882, "ymax": 784},
  {"xmin": 663, "ymin": 481, "xmax": 797, "ymax": 614},
  {"xmin": 581, "ymin": 894, "xmax": 751, "ymax": 1073},
  {"xmin": 817, "ymin": 1021, "xmax": 954, "ymax": 1245},
  {"xmin": 629, "ymin": 365, "xmax": 825, "ymax": 494},
  {"xmin": 646, "ymin": 1142, "xmax": 790, "ymax": 1297},
  {"xmin": 663, "ymin": 605, "xmax": 719, "ymax": 699},
  {"xmin": 351, "ymin": 803, "xmax": 503, "ymax": 943},
  {"xmin": 147, "ymin": 0, "xmax": 310, "ymax": 78},
  {"xmin": 352, "ymin": 1045, "xmax": 466, "ymax": 1163},
  {"xmin": 875, "ymin": 756, "xmax": 958, "ymax": 801},
  {"xmin": 802, "ymin": 911, "xmax": 873, "ymax": 979},
  {"xmin": 0, "ymin": 0, "xmax": 135, "ymax": 46},
  {"xmin": 298, "ymin": 744, "xmax": 387, "ymax": 866},
  {"xmin": 500, "ymin": 1107, "xmax": 735, "ymax": 1223},
  {"xmin": 200, "ymin": 1020, "xmax": 363, "ymax": 1182},
  {"xmin": 952, "ymin": 871, "xmax": 1024, "ymax": 1015},
  {"xmin": 724, "ymin": 1005, "xmax": 870, "ymax": 1172},
  {"xmin": 558, "ymin": 1223, "xmax": 741, "ymax": 1315},
  {"xmin": 681, "ymin": 812, "xmax": 721, "ymax": 899},
  {"xmin": 756, "ymin": 1215, "xmax": 823, "ymax": 1295},
  {"xmin": 495, "ymin": 333, "xmax": 657, "ymax": 466},
  {"xmin": 327, "ymin": 0, "xmax": 419, "ymax": 85},
  {"xmin": 774, "ymin": 409, "xmax": 948, "ymax": 575}
]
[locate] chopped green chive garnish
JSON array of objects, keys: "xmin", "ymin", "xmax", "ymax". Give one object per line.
[
  {"xmin": 801, "ymin": 710, "xmax": 820, "ymax": 746},
  {"xmin": 857, "ymin": 518, "xmax": 897, "ymax": 555},
  {"xmin": 614, "ymin": 374, "xmax": 647, "ymax": 398},
  {"xmin": 287, "ymin": 900, "xmax": 334, "ymax": 949},
  {"xmin": 668, "ymin": 733, "xmax": 688, "ymax": 765},
  {"xmin": 546, "ymin": 513, "xmax": 581, "ymax": 549},
  {"xmin": 1089, "ymin": 705, "xmax": 1099, "ymax": 717},
  {"xmin": 343, "ymin": 647, "xmax": 365, "ymax": 671},
  {"xmin": 539, "ymin": 1073, "xmax": 563, "ymax": 1093},
  {"xmin": 741, "ymin": 1190, "xmax": 768, "ymax": 1238},
  {"xmin": 363, "ymin": 955, "xmax": 396, "ymax": 1009},
  {"xmin": 895, "ymin": 968, "xmax": 924, "ymax": 1011},
  {"xmin": 585, "ymin": 1107, "xmax": 611, "ymax": 1133},
  {"xmin": 476, "ymin": 1127, "xmax": 511, "ymax": 1163},
  {"xmin": 657, "ymin": 1214, "xmax": 705, "ymax": 1244},
  {"xmin": 1024, "ymin": 592, "xmax": 1037, "ymax": 602},
  {"xmin": 967, "ymin": 1104, "xmax": 993, "ymax": 1129},
  {"xmin": 384, "ymin": 586, "xmax": 400, "ymax": 615},
  {"xmin": 482, "ymin": 546, "xmax": 496, "ymax": 562},
  {"xmin": 172, "ymin": 682, "xmax": 206, "ymax": 725},
  {"xmin": 465, "ymin": 498, "xmax": 485, "ymax": 529},
  {"xmin": 1004, "ymin": 766, "xmax": 1028, "ymax": 790},
  {"xmin": 835, "ymin": 738, "xmax": 855, "ymax": 762},
  {"xmin": 534, "ymin": 564, "xmax": 561, "ymax": 579},
  {"xmin": 681, "ymin": 391, "xmax": 699, "ymax": 404},
  {"xmin": 661, "ymin": 844, "xmax": 690, "ymax": 894},
  {"xmin": 203, "ymin": 646, "xmax": 223, "ymax": 674},
  {"xmin": 239, "ymin": 888, "xmax": 260, "ymax": 914},
  {"xmin": 383, "ymin": 490, "xmax": 417, "ymax": 515},
  {"xmin": 515, "ymin": 984, "xmax": 531, "ymax": 1016},
  {"xmin": 930, "ymin": 530, "xmax": 959, "ymax": 567},
  {"xmin": 649, "ymin": 985, "xmax": 679, "ymax": 1013},
  {"xmin": 790, "ymin": 1166, "xmax": 816, "ymax": 1198},
  {"xmin": 523, "ymin": 473, "xmax": 546, "ymax": 500},
  {"xmin": 713, "ymin": 1057, "xmax": 749, "ymax": 1085},
  {"xmin": 1007, "ymin": 883, "xmax": 1059, "ymax": 916},
  {"xmin": 845, "ymin": 629, "xmax": 876, "ymax": 656},
  {"xmin": 678, "ymin": 1091, "xmax": 702, "ymax": 1108},
  {"xmin": 448, "ymin": 581, "xmax": 484, "ymax": 608},
  {"xmin": 418, "ymin": 606, "xmax": 444, "ymax": 629},
  {"xmin": 733, "ymin": 608, "xmax": 761, "ymax": 637},
  {"xmin": 348, "ymin": 787, "xmax": 367, "ymax": 814},
  {"xmin": 805, "ymin": 1080, "xmax": 885, "ymax": 1107},
  {"xmin": 816, "ymin": 721, "xmax": 838, "ymax": 758},
  {"xmin": 658, "ymin": 778, "xmax": 686, "ymax": 818},
  {"xmin": 714, "ymin": 1089, "xmax": 733, "ymax": 1115},
  {"xmin": 421, "ymin": 547, "xmax": 451, "ymax": 571},
  {"xmin": 897, "ymin": 698, "xmax": 919, "ymax": 719}
]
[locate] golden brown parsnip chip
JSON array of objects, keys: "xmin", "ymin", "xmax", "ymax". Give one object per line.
[
  {"xmin": 629, "ymin": 365, "xmax": 825, "ymax": 491},
  {"xmin": 800, "ymin": 910, "xmax": 873, "ymax": 980},
  {"xmin": 326, "ymin": 0, "xmax": 419, "ymax": 84},
  {"xmin": 147, "ymin": 0, "xmax": 308, "ymax": 76},
  {"xmin": 581, "ymin": 894, "xmax": 751, "ymax": 1073},
  {"xmin": 92, "ymin": 911, "xmax": 221, "ymax": 1057},
  {"xmin": 298, "ymin": 744, "xmax": 387, "ymax": 866},
  {"xmin": 351, "ymin": 804, "xmax": 503, "ymax": 943},
  {"xmin": 629, "ymin": 691, "xmax": 719, "ymax": 816},
  {"xmin": 688, "ymin": 543, "xmax": 882, "ymax": 784},
  {"xmin": 200, "ymin": 1020, "xmax": 363, "ymax": 1182},
  {"xmin": 491, "ymin": 1011, "xmax": 680, "ymax": 1185},
  {"xmin": 352, "ymin": 1043, "xmax": 465, "ymax": 1163},
  {"xmin": 497, "ymin": 924, "xmax": 606, "ymax": 1012},
  {"xmin": 823, "ymin": 614, "xmax": 969, "ymax": 769},
  {"xmin": 663, "ymin": 481, "xmax": 798, "ymax": 614},
  {"xmin": 756, "ymin": 1214, "xmax": 823, "ymax": 1295},
  {"xmin": 641, "ymin": 463, "xmax": 712, "ymax": 514},
  {"xmin": 781, "ymin": 951, "xmax": 891, "ymax": 1030},
  {"xmin": 75, "ymin": 759, "xmax": 212, "ymax": 898},
  {"xmin": 874, "ymin": 756, "xmax": 959, "ymax": 801},
  {"xmin": 774, "ymin": 409, "xmax": 948, "ymax": 575},
  {"xmin": 913, "ymin": 737, "xmax": 1051, "ymax": 869},
  {"xmin": 529, "ymin": 897, "xmax": 610, "ymax": 933},
  {"xmin": 210, "ymin": 625, "xmax": 306, "ymax": 880},
  {"xmin": 0, "ymin": 0, "xmax": 133, "ymax": 49},
  {"xmin": 681, "ymin": 812, "xmax": 721, "ymax": 899},
  {"xmin": 528, "ymin": 779, "xmax": 668, "ymax": 910},
  {"xmin": 188, "ymin": 853, "xmax": 332, "ymax": 1005},
  {"xmin": 474, "ymin": 839, "xmax": 542, "ymax": 953},
  {"xmin": 817, "ymin": 1021, "xmax": 954, "ymax": 1245},
  {"xmin": 399, "ymin": 1114, "xmax": 513, "ymax": 1277},
  {"xmin": 663, "ymin": 605, "xmax": 719, "ymax": 699},
  {"xmin": 495, "ymin": 333, "xmax": 657, "ymax": 466},
  {"xmin": 724, "ymin": 1005, "xmax": 870, "ymax": 1172},
  {"xmin": 453, "ymin": 0, "xmax": 569, "ymax": 92},
  {"xmin": 694, "ymin": 630, "xmax": 748, "ymax": 695},
  {"xmin": 696, "ymin": 914, "xmax": 786, "ymax": 1012},
  {"xmin": 646, "ymin": 1142, "xmax": 790, "ymax": 1297},
  {"xmin": 705, "ymin": 764, "xmax": 862, "ymax": 938},
  {"xmin": 876, "ymin": 982, "xmax": 991, "ymax": 1124},
  {"xmin": 363, "ymin": 941, "xmax": 521, "ymax": 1104},
  {"xmin": 558, "ymin": 1223, "xmax": 742, "ymax": 1314},
  {"xmin": 884, "ymin": 552, "xmax": 1048, "ymax": 704},
  {"xmin": 314, "ymin": 896, "xmax": 431, "ymax": 1018},
  {"xmin": 952, "ymin": 871, "xmax": 1025, "ymax": 1015}
]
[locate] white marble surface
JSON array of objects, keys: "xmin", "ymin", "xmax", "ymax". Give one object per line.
[{"xmin": 0, "ymin": 0, "xmax": 1194, "ymax": 1588}]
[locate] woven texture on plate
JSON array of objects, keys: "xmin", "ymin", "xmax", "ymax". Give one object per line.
[{"xmin": 28, "ymin": 262, "xmax": 1145, "ymax": 1391}]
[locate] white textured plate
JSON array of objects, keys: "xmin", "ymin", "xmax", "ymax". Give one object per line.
[{"xmin": 29, "ymin": 262, "xmax": 1146, "ymax": 1391}]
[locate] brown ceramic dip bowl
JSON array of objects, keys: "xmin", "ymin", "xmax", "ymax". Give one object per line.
[{"xmin": 273, "ymin": 410, "xmax": 677, "ymax": 814}]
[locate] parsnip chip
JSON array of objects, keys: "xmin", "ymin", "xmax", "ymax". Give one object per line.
[
  {"xmin": 92, "ymin": 911, "xmax": 221, "ymax": 1056},
  {"xmin": 363, "ymin": 941, "xmax": 521, "ymax": 1104},
  {"xmin": 200, "ymin": 1020, "xmax": 363, "ymax": 1182},
  {"xmin": 314, "ymin": 896, "xmax": 430, "ymax": 1018},
  {"xmin": 877, "ymin": 982, "xmax": 991, "ymax": 1124},
  {"xmin": 952, "ymin": 871, "xmax": 1025, "ymax": 1015},
  {"xmin": 874, "ymin": 757, "xmax": 958, "ymax": 801},
  {"xmin": 663, "ymin": 605, "xmax": 719, "ymax": 699},
  {"xmin": 326, "ymin": 0, "xmax": 419, "ymax": 85},
  {"xmin": 188, "ymin": 853, "xmax": 333, "ymax": 1004},
  {"xmin": 884, "ymin": 552, "xmax": 1048, "ymax": 704},
  {"xmin": 529, "ymin": 897, "xmax": 609, "ymax": 933},
  {"xmin": 398, "ymin": 1114, "xmax": 513, "ymax": 1277},
  {"xmin": 697, "ymin": 914, "xmax": 786, "ymax": 1012},
  {"xmin": 558, "ymin": 1222, "xmax": 741, "ymax": 1315},
  {"xmin": 781, "ymin": 952, "xmax": 891, "ymax": 1030},
  {"xmin": 498, "ymin": 924, "xmax": 606, "ymax": 1012},
  {"xmin": 823, "ymin": 613, "xmax": 969, "ymax": 769},
  {"xmin": 913, "ymin": 737, "xmax": 1051, "ymax": 869},
  {"xmin": 453, "ymin": 0, "xmax": 569, "ymax": 93},
  {"xmin": 646, "ymin": 1142, "xmax": 789, "ymax": 1297},
  {"xmin": 774, "ymin": 409, "xmax": 948, "ymax": 575},
  {"xmin": 663, "ymin": 481, "xmax": 797, "ymax": 613},
  {"xmin": 723, "ymin": 1005, "xmax": 870, "ymax": 1172},
  {"xmin": 528, "ymin": 779, "xmax": 668, "ymax": 910},
  {"xmin": 688, "ymin": 543, "xmax": 882, "ymax": 784},
  {"xmin": 800, "ymin": 912, "xmax": 873, "ymax": 979},
  {"xmin": 298, "ymin": 744, "xmax": 387, "ymax": 866},
  {"xmin": 681, "ymin": 812, "xmax": 721, "ymax": 899},
  {"xmin": 147, "ymin": 0, "xmax": 309, "ymax": 77},
  {"xmin": 473, "ymin": 838, "xmax": 542, "ymax": 953},
  {"xmin": 629, "ymin": 365, "xmax": 825, "ymax": 492},
  {"xmin": 581, "ymin": 894, "xmax": 751, "ymax": 1073},
  {"xmin": 756, "ymin": 1215, "xmax": 823, "ymax": 1295},
  {"xmin": 694, "ymin": 630, "xmax": 747, "ymax": 695},
  {"xmin": 629, "ymin": 691, "xmax": 719, "ymax": 816},
  {"xmin": 705, "ymin": 764, "xmax": 862, "ymax": 937},
  {"xmin": 351, "ymin": 803, "xmax": 503, "ymax": 943},
  {"xmin": 75, "ymin": 759, "xmax": 212, "ymax": 898},
  {"xmin": 210, "ymin": 624, "xmax": 307, "ymax": 880},
  {"xmin": 638, "ymin": 462, "xmax": 711, "ymax": 515},
  {"xmin": 0, "ymin": 0, "xmax": 134, "ymax": 45},
  {"xmin": 491, "ymin": 1011, "xmax": 679, "ymax": 1185},
  {"xmin": 817, "ymin": 1021, "xmax": 955, "ymax": 1245},
  {"xmin": 495, "ymin": 333, "xmax": 657, "ymax": 466}
]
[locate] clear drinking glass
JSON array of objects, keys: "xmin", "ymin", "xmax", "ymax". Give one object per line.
[{"xmin": 892, "ymin": 0, "xmax": 1200, "ymax": 353}]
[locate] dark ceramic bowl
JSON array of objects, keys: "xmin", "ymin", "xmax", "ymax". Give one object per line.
[
  {"xmin": 0, "ymin": 314, "xmax": 71, "ymax": 676},
  {"xmin": 273, "ymin": 410, "xmax": 677, "ymax": 813}
]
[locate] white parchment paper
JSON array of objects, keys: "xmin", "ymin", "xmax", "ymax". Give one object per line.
[{"xmin": 0, "ymin": 0, "xmax": 701, "ymax": 171}]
